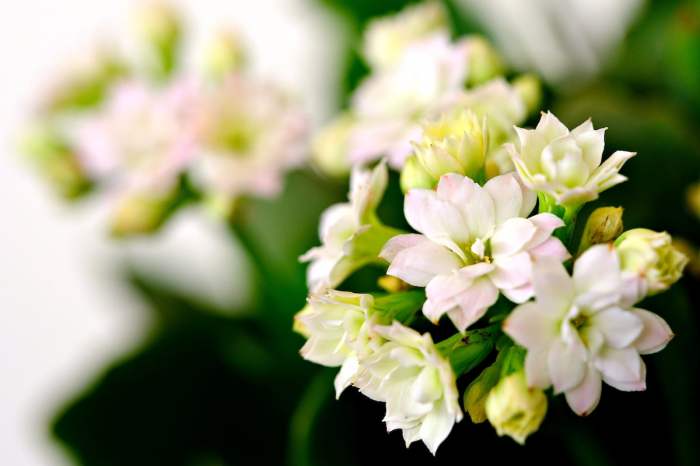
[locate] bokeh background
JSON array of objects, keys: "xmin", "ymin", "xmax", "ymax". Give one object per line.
[{"xmin": 2, "ymin": 0, "xmax": 700, "ymax": 465}]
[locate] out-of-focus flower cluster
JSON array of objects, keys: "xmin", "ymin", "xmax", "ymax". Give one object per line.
[
  {"xmin": 20, "ymin": 1, "xmax": 308, "ymax": 236},
  {"xmin": 297, "ymin": 1, "xmax": 687, "ymax": 453}
]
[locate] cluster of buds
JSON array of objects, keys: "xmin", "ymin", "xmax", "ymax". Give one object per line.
[
  {"xmin": 20, "ymin": 1, "xmax": 308, "ymax": 236},
  {"xmin": 297, "ymin": 1, "xmax": 687, "ymax": 453}
]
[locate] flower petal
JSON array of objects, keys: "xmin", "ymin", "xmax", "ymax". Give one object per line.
[
  {"xmin": 483, "ymin": 173, "xmax": 524, "ymax": 225},
  {"xmin": 573, "ymin": 244, "xmax": 621, "ymax": 310},
  {"xmin": 334, "ymin": 354, "xmax": 360, "ymax": 398},
  {"xmin": 532, "ymin": 258, "xmax": 574, "ymax": 316},
  {"xmin": 594, "ymin": 347, "xmax": 646, "ymax": 392},
  {"xmin": 592, "ymin": 307, "xmax": 644, "ymax": 349},
  {"xmin": 631, "ymin": 309, "xmax": 674, "ymax": 355},
  {"xmin": 524, "ymin": 347, "xmax": 551, "ymax": 389},
  {"xmin": 404, "ymin": 188, "xmax": 471, "ymax": 247},
  {"xmin": 564, "ymin": 363, "xmax": 602, "ymax": 416},
  {"xmin": 504, "ymin": 302, "xmax": 557, "ymax": 350},
  {"xmin": 490, "ymin": 218, "xmax": 537, "ymax": 257},
  {"xmin": 490, "ymin": 251, "xmax": 532, "ymax": 291},
  {"xmin": 524, "ymin": 213, "xmax": 565, "ymax": 250},
  {"xmin": 419, "ymin": 399, "xmax": 455, "ymax": 455},
  {"xmin": 548, "ymin": 338, "xmax": 586, "ymax": 393},
  {"xmin": 387, "ymin": 238, "xmax": 462, "ymax": 286},
  {"xmin": 380, "ymin": 234, "xmax": 427, "ymax": 262},
  {"xmin": 436, "ymin": 174, "xmax": 495, "ymax": 240},
  {"xmin": 449, "ymin": 277, "xmax": 499, "ymax": 331}
]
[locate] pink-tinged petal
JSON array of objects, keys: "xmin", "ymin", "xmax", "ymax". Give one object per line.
[
  {"xmin": 490, "ymin": 218, "xmax": 537, "ymax": 257},
  {"xmin": 548, "ymin": 338, "xmax": 586, "ymax": 394},
  {"xmin": 387, "ymin": 240, "xmax": 462, "ymax": 287},
  {"xmin": 631, "ymin": 309, "xmax": 674, "ymax": 355},
  {"xmin": 516, "ymin": 174, "xmax": 537, "ymax": 217},
  {"xmin": 525, "ymin": 347, "xmax": 551, "ymax": 389},
  {"xmin": 528, "ymin": 237, "xmax": 570, "ymax": 262},
  {"xmin": 404, "ymin": 189, "xmax": 471, "ymax": 246},
  {"xmin": 380, "ymin": 234, "xmax": 426, "ymax": 262},
  {"xmin": 592, "ymin": 307, "xmax": 644, "ymax": 349},
  {"xmin": 448, "ymin": 278, "xmax": 499, "ymax": 331},
  {"xmin": 524, "ymin": 213, "xmax": 565, "ymax": 249},
  {"xmin": 490, "ymin": 251, "xmax": 532, "ymax": 290},
  {"xmin": 532, "ymin": 258, "xmax": 575, "ymax": 316},
  {"xmin": 436, "ymin": 174, "xmax": 496, "ymax": 240},
  {"xmin": 424, "ymin": 264, "xmax": 494, "ymax": 325},
  {"xmin": 594, "ymin": 347, "xmax": 646, "ymax": 392},
  {"xmin": 573, "ymin": 244, "xmax": 622, "ymax": 297},
  {"xmin": 483, "ymin": 173, "xmax": 524, "ymax": 225},
  {"xmin": 565, "ymin": 363, "xmax": 602, "ymax": 416},
  {"xmin": 503, "ymin": 302, "xmax": 558, "ymax": 350},
  {"xmin": 500, "ymin": 282, "xmax": 534, "ymax": 303}
]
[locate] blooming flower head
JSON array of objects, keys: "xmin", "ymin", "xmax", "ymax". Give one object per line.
[
  {"xmin": 507, "ymin": 112, "xmax": 636, "ymax": 207},
  {"xmin": 615, "ymin": 228, "xmax": 688, "ymax": 301},
  {"xmin": 302, "ymin": 162, "xmax": 394, "ymax": 292},
  {"xmin": 485, "ymin": 371, "xmax": 547, "ymax": 444},
  {"xmin": 349, "ymin": 33, "xmax": 470, "ymax": 168},
  {"xmin": 362, "ymin": 1, "xmax": 448, "ymax": 70},
  {"xmin": 504, "ymin": 245, "xmax": 674, "ymax": 415},
  {"xmin": 355, "ymin": 322, "xmax": 462, "ymax": 454},
  {"xmin": 381, "ymin": 173, "xmax": 569, "ymax": 331},
  {"xmin": 76, "ymin": 79, "xmax": 197, "ymax": 194},
  {"xmin": 296, "ymin": 290, "xmax": 380, "ymax": 397},
  {"xmin": 192, "ymin": 74, "xmax": 307, "ymax": 200}
]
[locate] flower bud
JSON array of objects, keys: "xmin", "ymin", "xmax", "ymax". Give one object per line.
[
  {"xmin": 463, "ymin": 361, "xmax": 500, "ymax": 424},
  {"xmin": 409, "ymin": 109, "xmax": 487, "ymax": 187},
  {"xmin": 110, "ymin": 190, "xmax": 174, "ymax": 237},
  {"xmin": 400, "ymin": 154, "xmax": 434, "ymax": 192},
  {"xmin": 578, "ymin": 206, "xmax": 624, "ymax": 254},
  {"xmin": 615, "ymin": 228, "xmax": 688, "ymax": 296},
  {"xmin": 512, "ymin": 74, "xmax": 542, "ymax": 116},
  {"xmin": 687, "ymin": 181, "xmax": 700, "ymax": 219},
  {"xmin": 133, "ymin": 1, "xmax": 182, "ymax": 78},
  {"xmin": 465, "ymin": 36, "xmax": 505, "ymax": 87},
  {"xmin": 311, "ymin": 114, "xmax": 354, "ymax": 177},
  {"xmin": 485, "ymin": 371, "xmax": 547, "ymax": 445},
  {"xmin": 201, "ymin": 29, "xmax": 246, "ymax": 80}
]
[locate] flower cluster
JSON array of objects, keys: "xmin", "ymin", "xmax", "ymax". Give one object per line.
[
  {"xmin": 20, "ymin": 1, "xmax": 307, "ymax": 236},
  {"xmin": 297, "ymin": 2, "xmax": 687, "ymax": 453}
]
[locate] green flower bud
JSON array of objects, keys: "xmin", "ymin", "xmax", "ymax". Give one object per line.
[
  {"xmin": 312, "ymin": 114, "xmax": 354, "ymax": 177},
  {"xmin": 463, "ymin": 363, "xmax": 500, "ymax": 424},
  {"xmin": 485, "ymin": 371, "xmax": 547, "ymax": 445},
  {"xmin": 615, "ymin": 228, "xmax": 688, "ymax": 295},
  {"xmin": 400, "ymin": 154, "xmax": 434, "ymax": 192},
  {"xmin": 133, "ymin": 1, "xmax": 182, "ymax": 79},
  {"xmin": 110, "ymin": 190, "xmax": 175, "ymax": 237},
  {"xmin": 465, "ymin": 36, "xmax": 506, "ymax": 87},
  {"xmin": 578, "ymin": 206, "xmax": 624, "ymax": 254},
  {"xmin": 19, "ymin": 124, "xmax": 91, "ymax": 199},
  {"xmin": 512, "ymin": 74, "xmax": 542, "ymax": 116},
  {"xmin": 409, "ymin": 109, "xmax": 487, "ymax": 188},
  {"xmin": 201, "ymin": 29, "xmax": 246, "ymax": 80}
]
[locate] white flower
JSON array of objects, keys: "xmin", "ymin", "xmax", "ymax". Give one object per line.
[
  {"xmin": 192, "ymin": 74, "xmax": 308, "ymax": 199},
  {"xmin": 362, "ymin": 1, "xmax": 448, "ymax": 70},
  {"xmin": 76, "ymin": 79, "xmax": 197, "ymax": 195},
  {"xmin": 349, "ymin": 33, "xmax": 470, "ymax": 168},
  {"xmin": 507, "ymin": 112, "xmax": 636, "ymax": 207},
  {"xmin": 504, "ymin": 244, "xmax": 674, "ymax": 416},
  {"xmin": 381, "ymin": 173, "xmax": 569, "ymax": 331},
  {"xmin": 296, "ymin": 290, "xmax": 380, "ymax": 397},
  {"xmin": 301, "ymin": 162, "xmax": 393, "ymax": 292},
  {"xmin": 355, "ymin": 322, "xmax": 462, "ymax": 454}
]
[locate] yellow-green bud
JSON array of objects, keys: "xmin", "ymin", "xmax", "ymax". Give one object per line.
[
  {"xmin": 615, "ymin": 228, "xmax": 688, "ymax": 295},
  {"xmin": 463, "ymin": 363, "xmax": 500, "ymax": 424},
  {"xmin": 201, "ymin": 29, "xmax": 246, "ymax": 80},
  {"xmin": 132, "ymin": 1, "xmax": 182, "ymax": 79},
  {"xmin": 110, "ymin": 191, "xmax": 174, "ymax": 237},
  {"xmin": 686, "ymin": 182, "xmax": 700, "ymax": 219},
  {"xmin": 410, "ymin": 109, "xmax": 487, "ymax": 187},
  {"xmin": 465, "ymin": 36, "xmax": 506, "ymax": 87},
  {"xmin": 400, "ymin": 154, "xmax": 435, "ymax": 192},
  {"xmin": 485, "ymin": 371, "xmax": 547, "ymax": 445},
  {"xmin": 512, "ymin": 74, "xmax": 542, "ymax": 116},
  {"xmin": 312, "ymin": 114, "xmax": 354, "ymax": 177},
  {"xmin": 578, "ymin": 206, "xmax": 624, "ymax": 254}
]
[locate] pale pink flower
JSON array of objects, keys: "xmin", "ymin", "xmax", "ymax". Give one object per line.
[
  {"xmin": 192, "ymin": 74, "xmax": 308, "ymax": 199},
  {"xmin": 504, "ymin": 245, "xmax": 674, "ymax": 416},
  {"xmin": 381, "ymin": 173, "xmax": 569, "ymax": 331},
  {"xmin": 349, "ymin": 33, "xmax": 470, "ymax": 168}
]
